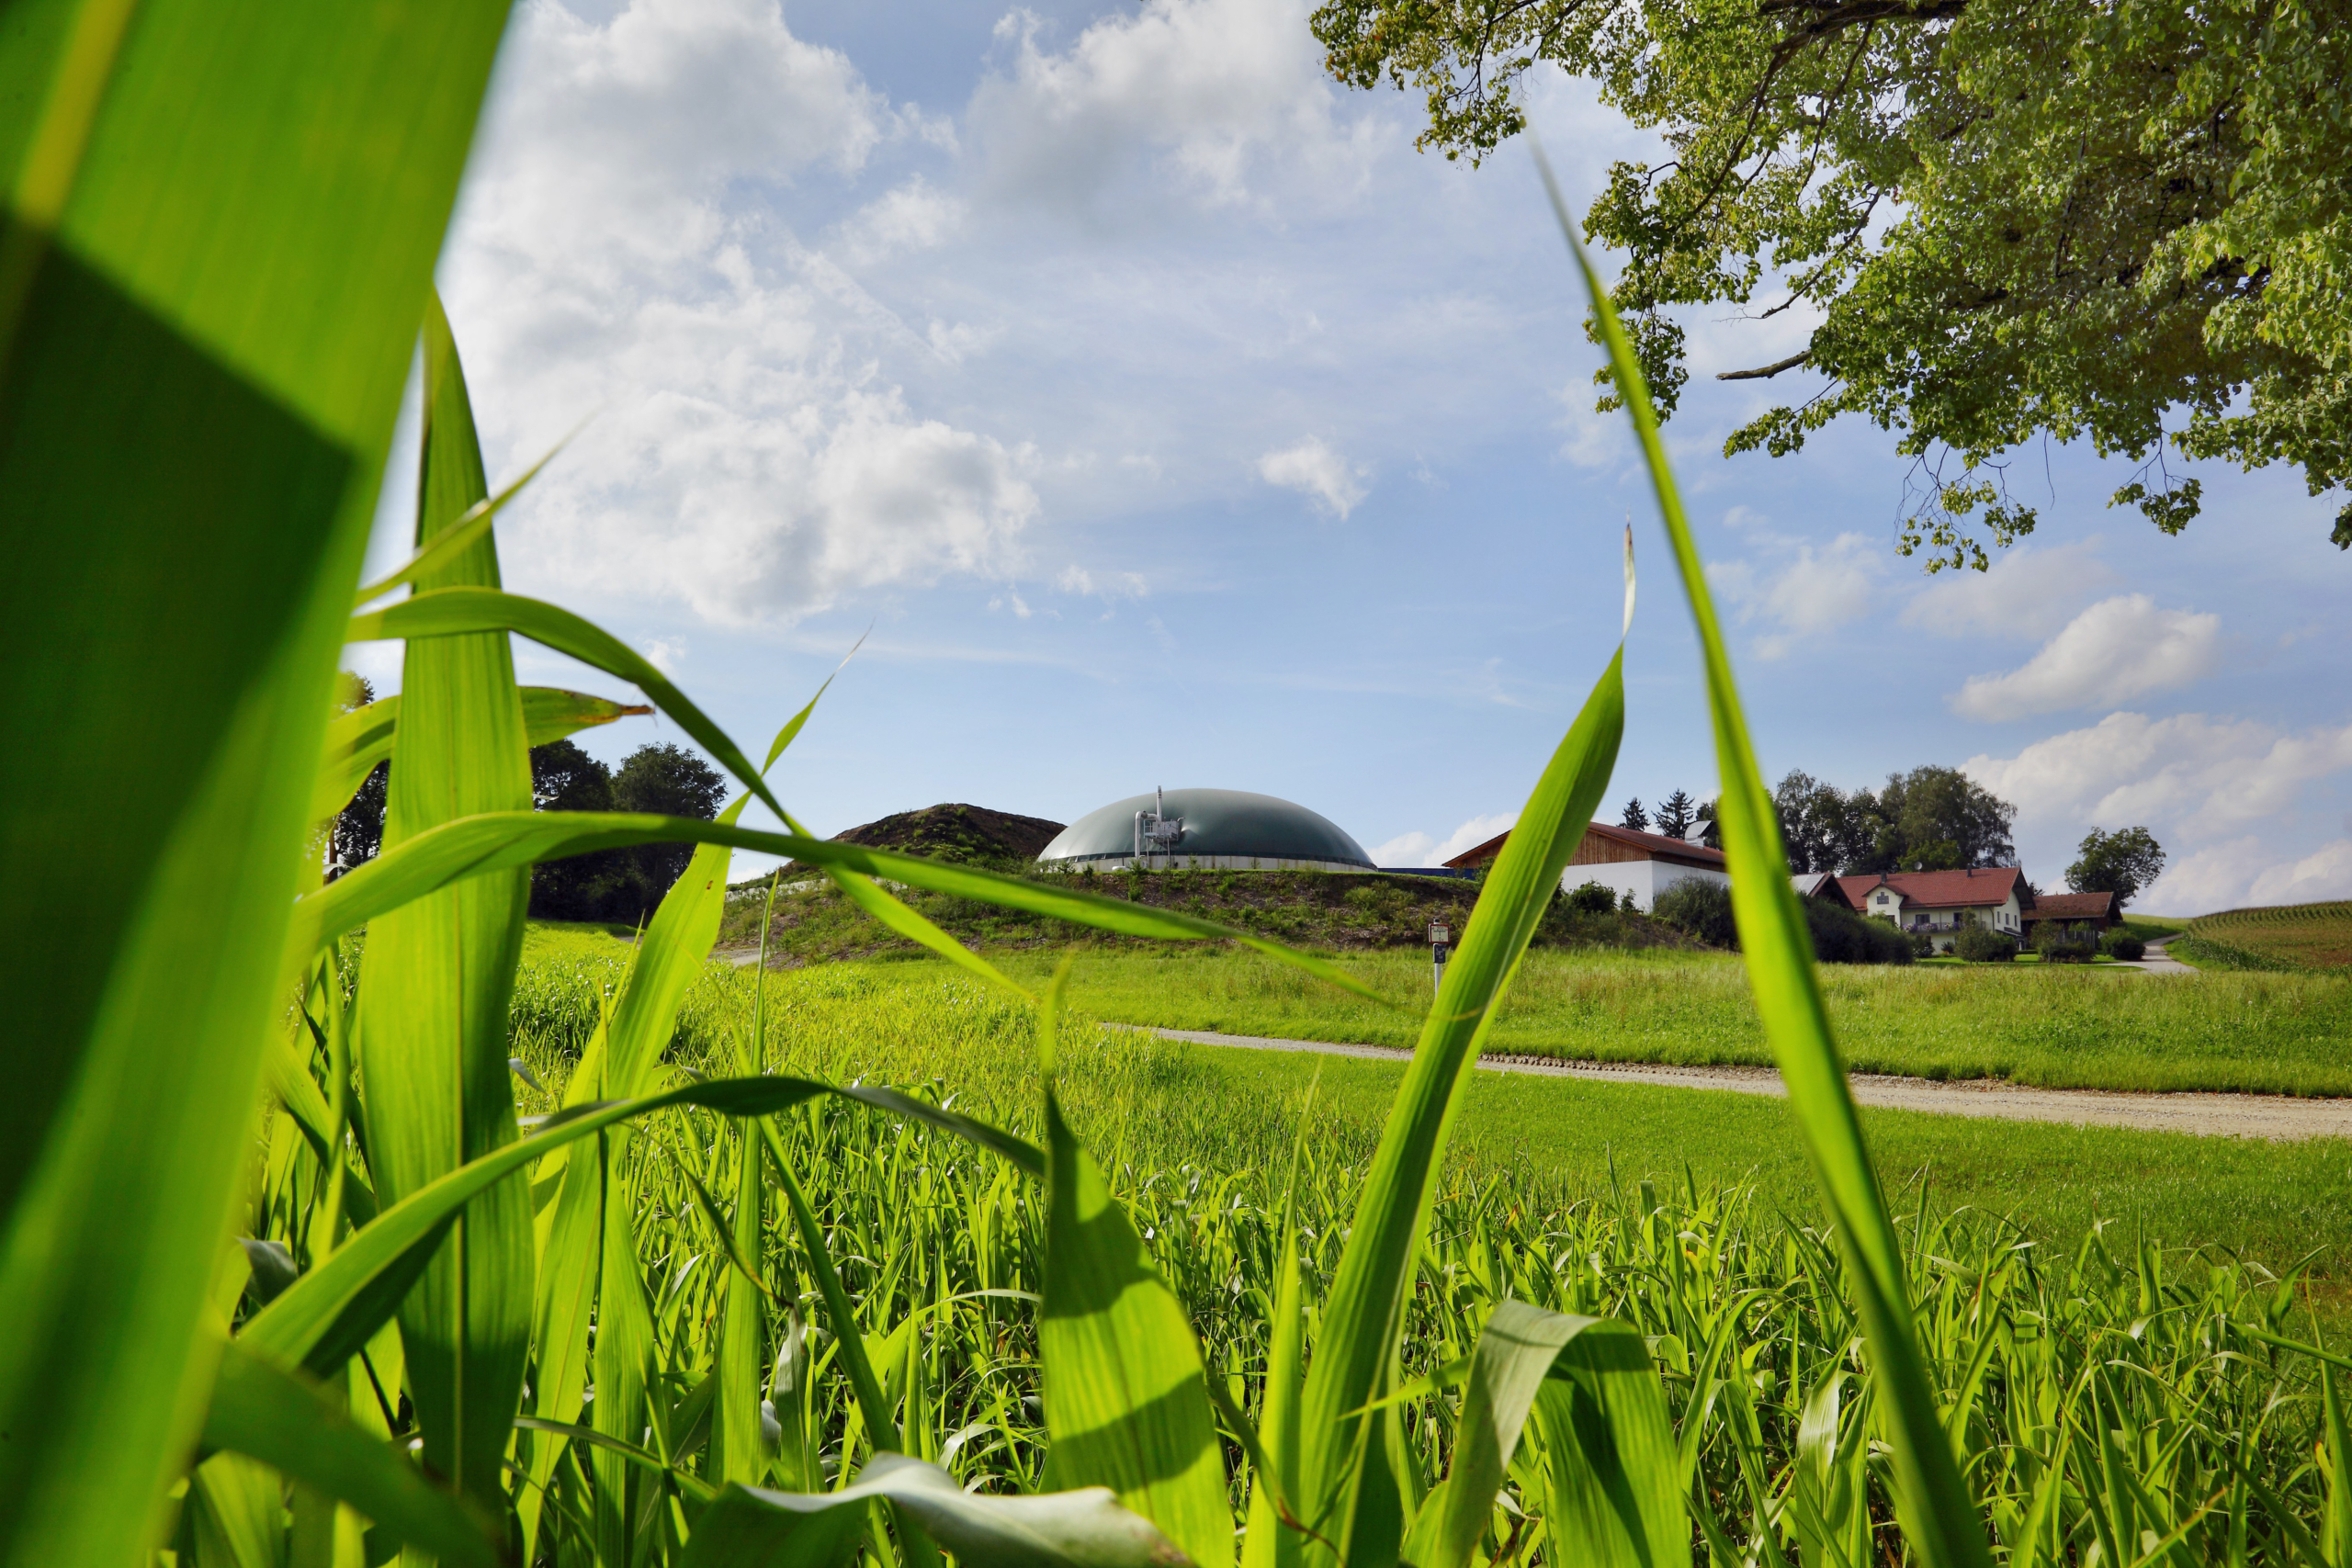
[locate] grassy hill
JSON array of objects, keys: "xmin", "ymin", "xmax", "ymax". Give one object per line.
[
  {"xmin": 2179, "ymin": 900, "xmax": 2352, "ymax": 970},
  {"xmin": 817, "ymin": 801, "xmax": 1066, "ymax": 872},
  {"xmin": 718, "ymin": 862, "xmax": 1698, "ymax": 964}
]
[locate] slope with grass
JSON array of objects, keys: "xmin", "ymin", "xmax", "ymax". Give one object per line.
[
  {"xmin": 715, "ymin": 863, "xmax": 1701, "ymax": 962},
  {"xmin": 2180, "ymin": 900, "xmax": 2352, "ymax": 971},
  {"xmin": 858, "ymin": 942, "xmax": 2352, "ymax": 1097}
]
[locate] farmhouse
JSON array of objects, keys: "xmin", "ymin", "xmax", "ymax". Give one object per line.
[
  {"xmin": 1838, "ymin": 867, "xmax": 2026, "ymax": 953},
  {"xmin": 2020, "ymin": 889, "xmax": 2120, "ymax": 939},
  {"xmin": 1445, "ymin": 821, "xmax": 1729, "ymax": 911}
]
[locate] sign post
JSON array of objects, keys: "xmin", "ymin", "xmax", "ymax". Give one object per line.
[{"xmin": 1429, "ymin": 919, "xmax": 1451, "ymax": 993}]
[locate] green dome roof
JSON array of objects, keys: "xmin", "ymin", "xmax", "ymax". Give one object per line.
[{"xmin": 1038, "ymin": 788, "xmax": 1373, "ymax": 868}]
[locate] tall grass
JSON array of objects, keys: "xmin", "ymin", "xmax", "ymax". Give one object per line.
[{"xmin": 11, "ymin": 26, "xmax": 2352, "ymax": 1568}]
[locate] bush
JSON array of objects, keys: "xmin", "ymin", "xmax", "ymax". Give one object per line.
[
  {"xmin": 1566, "ymin": 879, "xmax": 1618, "ymax": 915},
  {"xmin": 1804, "ymin": 900, "xmax": 1914, "ymax": 964},
  {"xmin": 1954, "ymin": 922, "xmax": 2018, "ymax": 962},
  {"xmin": 2101, "ymin": 930, "xmax": 2146, "ymax": 961},
  {"xmin": 1653, "ymin": 879, "xmax": 1738, "ymax": 948},
  {"xmin": 1906, "ymin": 928, "xmax": 1936, "ymax": 959},
  {"xmin": 2034, "ymin": 925, "xmax": 2098, "ymax": 964}
]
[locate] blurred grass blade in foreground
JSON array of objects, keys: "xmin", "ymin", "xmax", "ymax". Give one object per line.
[
  {"xmin": 0, "ymin": 6, "xmax": 511, "ymax": 1562},
  {"xmin": 353, "ymin": 288, "xmax": 535, "ymax": 1509},
  {"xmin": 1534, "ymin": 141, "xmax": 1992, "ymax": 1568},
  {"xmin": 1037, "ymin": 962, "xmax": 1235, "ymax": 1567}
]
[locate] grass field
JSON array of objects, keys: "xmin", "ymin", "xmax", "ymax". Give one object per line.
[
  {"xmin": 516, "ymin": 925, "xmax": 2352, "ymax": 1284},
  {"xmin": 2181, "ymin": 900, "xmax": 2352, "ymax": 971},
  {"xmin": 935, "ymin": 941, "xmax": 2352, "ymax": 1097}
]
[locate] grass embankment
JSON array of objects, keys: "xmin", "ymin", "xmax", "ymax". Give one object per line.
[
  {"xmin": 2180, "ymin": 900, "xmax": 2352, "ymax": 972},
  {"xmin": 516, "ymin": 924, "xmax": 2352, "ymax": 1284},
  {"xmin": 717, "ymin": 864, "xmax": 1698, "ymax": 962},
  {"xmin": 970, "ymin": 942, "xmax": 2352, "ymax": 1097}
]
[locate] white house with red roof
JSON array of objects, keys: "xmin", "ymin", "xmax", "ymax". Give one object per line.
[
  {"xmin": 1444, "ymin": 821, "xmax": 1729, "ymax": 911},
  {"xmin": 1836, "ymin": 867, "xmax": 2028, "ymax": 953}
]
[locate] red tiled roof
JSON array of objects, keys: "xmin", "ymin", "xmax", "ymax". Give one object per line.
[
  {"xmin": 1837, "ymin": 866, "xmax": 2023, "ymax": 910},
  {"xmin": 2023, "ymin": 890, "xmax": 2120, "ymax": 923},
  {"xmin": 1442, "ymin": 821, "xmax": 1727, "ymax": 870}
]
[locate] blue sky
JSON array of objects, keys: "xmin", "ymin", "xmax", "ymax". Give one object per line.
[{"xmin": 355, "ymin": 0, "xmax": 2352, "ymax": 914}]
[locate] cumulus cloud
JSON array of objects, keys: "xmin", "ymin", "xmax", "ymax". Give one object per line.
[
  {"xmin": 1258, "ymin": 437, "xmax": 1368, "ymax": 518},
  {"xmin": 1901, "ymin": 539, "xmax": 2114, "ymax": 640},
  {"xmin": 439, "ymin": 0, "xmax": 1035, "ymax": 625},
  {"xmin": 2141, "ymin": 837, "xmax": 2352, "ymax": 915},
  {"xmin": 1950, "ymin": 594, "xmax": 2219, "ymax": 720},
  {"xmin": 1964, "ymin": 712, "xmax": 2352, "ymax": 836},
  {"xmin": 832, "ymin": 176, "xmax": 967, "ymax": 265},
  {"xmin": 1707, "ymin": 532, "xmax": 1884, "ymax": 660},
  {"xmin": 1370, "ymin": 811, "xmax": 1517, "ymax": 868},
  {"xmin": 968, "ymin": 0, "xmax": 1380, "ymax": 213}
]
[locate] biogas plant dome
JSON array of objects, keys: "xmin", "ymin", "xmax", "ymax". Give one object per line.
[{"xmin": 1036, "ymin": 788, "xmax": 1374, "ymax": 873}]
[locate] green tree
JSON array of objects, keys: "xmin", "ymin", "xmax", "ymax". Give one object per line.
[
  {"xmin": 613, "ymin": 742, "xmax": 728, "ymax": 905},
  {"xmin": 526, "ymin": 739, "xmax": 628, "ymax": 921},
  {"xmin": 1619, "ymin": 795, "xmax": 1649, "ymax": 831},
  {"xmin": 327, "ymin": 673, "xmax": 386, "ymax": 882},
  {"xmin": 2067, "ymin": 825, "xmax": 2166, "ymax": 908},
  {"xmin": 1313, "ymin": 0, "xmax": 2352, "ymax": 562},
  {"xmin": 1653, "ymin": 788, "xmax": 1697, "ymax": 840}
]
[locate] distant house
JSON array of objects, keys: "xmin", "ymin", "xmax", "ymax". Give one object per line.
[
  {"xmin": 2020, "ymin": 889, "xmax": 2120, "ymax": 939},
  {"xmin": 1838, "ymin": 868, "xmax": 2027, "ymax": 953},
  {"xmin": 1792, "ymin": 872, "xmax": 1855, "ymax": 908},
  {"xmin": 1445, "ymin": 821, "xmax": 1729, "ymax": 912}
]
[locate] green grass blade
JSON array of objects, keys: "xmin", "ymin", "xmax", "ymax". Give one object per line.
[
  {"xmin": 348, "ymin": 588, "xmax": 1018, "ymax": 998},
  {"xmin": 352, "ymin": 288, "xmax": 535, "ymax": 1508},
  {"xmin": 1293, "ymin": 646, "xmax": 1625, "ymax": 1562},
  {"xmin": 686, "ymin": 1452, "xmax": 1188, "ymax": 1568},
  {"xmin": 1037, "ymin": 964, "xmax": 1235, "ymax": 1568},
  {"xmin": 1526, "ymin": 1319, "xmax": 1683, "ymax": 1568},
  {"xmin": 312, "ymin": 686, "xmax": 650, "ymax": 822},
  {"xmin": 0, "ymin": 6, "xmax": 511, "ymax": 1559},
  {"xmin": 295, "ymin": 812, "xmax": 1393, "ymax": 1005},
  {"xmin": 1238, "ymin": 1077, "xmax": 1316, "ymax": 1568},
  {"xmin": 758, "ymin": 1121, "xmax": 900, "ymax": 1454},
  {"xmin": 240, "ymin": 1071, "xmax": 1032, "ymax": 1382},
  {"xmin": 201, "ymin": 1339, "xmax": 496, "ymax": 1568},
  {"xmin": 1533, "ymin": 144, "xmax": 1992, "ymax": 1568},
  {"xmin": 348, "ymin": 585, "xmax": 793, "ymax": 828},
  {"xmin": 351, "ymin": 427, "xmax": 573, "ymax": 607}
]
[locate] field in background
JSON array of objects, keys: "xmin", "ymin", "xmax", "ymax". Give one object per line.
[
  {"xmin": 2180, "ymin": 900, "xmax": 2352, "ymax": 972},
  {"xmin": 515, "ymin": 925, "xmax": 2352, "ymax": 1280},
  {"xmin": 953, "ymin": 942, "xmax": 2352, "ymax": 1097}
]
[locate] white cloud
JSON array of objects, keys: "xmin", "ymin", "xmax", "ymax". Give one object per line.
[
  {"xmin": 1708, "ymin": 532, "xmax": 1884, "ymax": 660},
  {"xmin": 1950, "ymin": 594, "xmax": 2219, "ymax": 720},
  {"xmin": 832, "ymin": 176, "xmax": 966, "ymax": 265},
  {"xmin": 1965, "ymin": 712, "xmax": 2352, "ymax": 836},
  {"xmin": 1901, "ymin": 539, "xmax": 2114, "ymax": 640},
  {"xmin": 440, "ymin": 0, "xmax": 1037, "ymax": 625},
  {"xmin": 2140, "ymin": 837, "xmax": 2352, "ymax": 915},
  {"xmin": 1057, "ymin": 564, "xmax": 1148, "ymax": 599},
  {"xmin": 968, "ymin": 0, "xmax": 1381, "ymax": 214},
  {"xmin": 639, "ymin": 637, "xmax": 685, "ymax": 674},
  {"xmin": 1258, "ymin": 437, "xmax": 1368, "ymax": 518},
  {"xmin": 1370, "ymin": 811, "xmax": 1517, "ymax": 868}
]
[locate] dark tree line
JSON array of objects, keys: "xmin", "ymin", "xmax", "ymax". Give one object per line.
[
  {"xmin": 1619, "ymin": 765, "xmax": 2020, "ymax": 874},
  {"xmin": 320, "ymin": 671, "xmax": 726, "ymax": 924},
  {"xmin": 527, "ymin": 739, "xmax": 725, "ymax": 925}
]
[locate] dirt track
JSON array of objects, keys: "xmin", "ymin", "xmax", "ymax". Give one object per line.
[{"xmin": 1148, "ymin": 1027, "xmax": 2352, "ymax": 1143}]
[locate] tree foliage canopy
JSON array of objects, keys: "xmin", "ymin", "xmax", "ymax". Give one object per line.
[
  {"xmin": 1313, "ymin": 0, "xmax": 2352, "ymax": 563},
  {"xmin": 1773, "ymin": 764, "xmax": 2017, "ymax": 873},
  {"xmin": 2066, "ymin": 824, "xmax": 2166, "ymax": 907}
]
